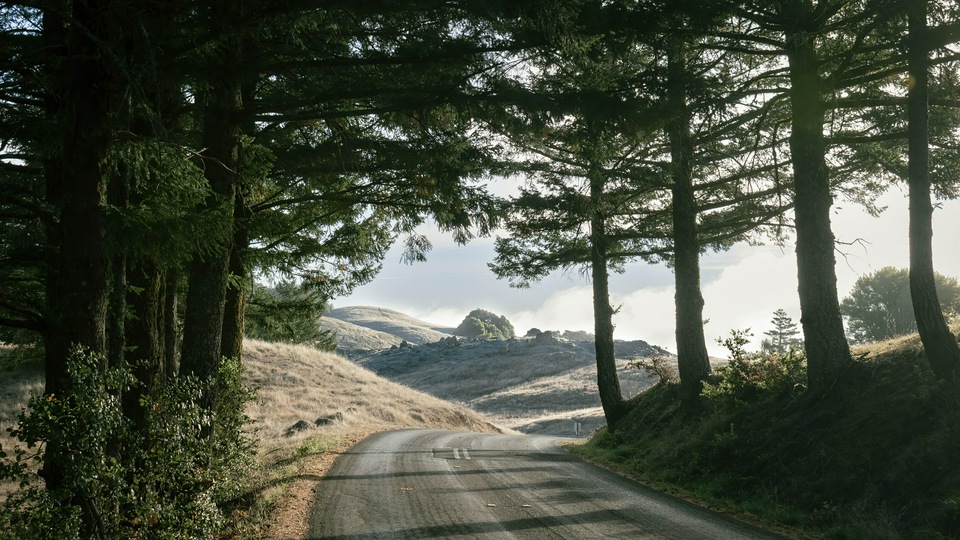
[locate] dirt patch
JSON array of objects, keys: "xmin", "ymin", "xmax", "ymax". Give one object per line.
[{"xmin": 261, "ymin": 431, "xmax": 375, "ymax": 540}]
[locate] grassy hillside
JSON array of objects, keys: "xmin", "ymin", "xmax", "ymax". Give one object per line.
[
  {"xmin": 323, "ymin": 306, "xmax": 453, "ymax": 349},
  {"xmin": 355, "ymin": 333, "xmax": 661, "ymax": 435},
  {"xmin": 243, "ymin": 339, "xmax": 496, "ymax": 450},
  {"xmin": 572, "ymin": 329, "xmax": 960, "ymax": 539}
]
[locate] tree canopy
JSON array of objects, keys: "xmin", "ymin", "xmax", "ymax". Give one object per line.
[
  {"xmin": 842, "ymin": 267, "xmax": 960, "ymax": 344},
  {"xmin": 454, "ymin": 308, "xmax": 516, "ymax": 340},
  {"xmin": 2, "ymin": 0, "xmax": 960, "ymax": 535}
]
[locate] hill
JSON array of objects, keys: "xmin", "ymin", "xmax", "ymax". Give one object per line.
[
  {"xmin": 320, "ymin": 306, "xmax": 454, "ymax": 355},
  {"xmin": 352, "ymin": 332, "xmax": 666, "ymax": 436},
  {"xmin": 0, "ymin": 339, "xmax": 496, "ymax": 460},
  {"xmin": 573, "ymin": 327, "xmax": 960, "ymax": 538},
  {"xmin": 243, "ymin": 339, "xmax": 496, "ymax": 449}
]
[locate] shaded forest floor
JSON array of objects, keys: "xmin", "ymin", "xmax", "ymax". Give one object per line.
[{"xmin": 571, "ymin": 330, "xmax": 960, "ymax": 539}]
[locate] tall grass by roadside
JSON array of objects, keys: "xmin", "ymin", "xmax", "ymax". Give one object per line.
[{"xmin": 570, "ymin": 327, "xmax": 960, "ymax": 539}]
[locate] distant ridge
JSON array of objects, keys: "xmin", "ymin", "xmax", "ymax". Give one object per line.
[{"xmin": 321, "ymin": 306, "xmax": 454, "ymax": 353}]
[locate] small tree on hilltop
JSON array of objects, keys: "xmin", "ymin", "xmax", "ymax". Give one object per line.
[
  {"xmin": 762, "ymin": 309, "xmax": 801, "ymax": 354},
  {"xmin": 454, "ymin": 308, "xmax": 515, "ymax": 340}
]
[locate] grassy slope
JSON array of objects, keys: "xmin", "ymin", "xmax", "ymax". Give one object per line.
[
  {"xmin": 324, "ymin": 306, "xmax": 453, "ymax": 345},
  {"xmin": 355, "ymin": 335, "xmax": 657, "ymax": 435},
  {"xmin": 243, "ymin": 339, "xmax": 497, "ymax": 451},
  {"xmin": 572, "ymin": 331, "xmax": 960, "ymax": 539}
]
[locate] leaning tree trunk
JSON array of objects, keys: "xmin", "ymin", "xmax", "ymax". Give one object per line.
[
  {"xmin": 667, "ymin": 38, "xmax": 711, "ymax": 407},
  {"xmin": 784, "ymin": 15, "xmax": 851, "ymax": 394},
  {"xmin": 907, "ymin": 0, "xmax": 960, "ymax": 380},
  {"xmin": 589, "ymin": 169, "xmax": 626, "ymax": 428}
]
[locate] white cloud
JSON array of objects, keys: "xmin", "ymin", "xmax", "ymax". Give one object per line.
[{"xmin": 508, "ymin": 286, "xmax": 595, "ymax": 336}]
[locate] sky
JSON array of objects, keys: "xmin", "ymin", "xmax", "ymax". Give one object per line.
[{"xmin": 336, "ymin": 183, "xmax": 960, "ymax": 357}]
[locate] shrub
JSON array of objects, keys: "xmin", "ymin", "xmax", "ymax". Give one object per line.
[
  {"xmin": 0, "ymin": 347, "xmax": 257, "ymax": 539},
  {"xmin": 628, "ymin": 354, "xmax": 677, "ymax": 385},
  {"xmin": 702, "ymin": 329, "xmax": 807, "ymax": 409}
]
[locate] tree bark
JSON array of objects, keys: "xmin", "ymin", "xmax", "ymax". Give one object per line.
[
  {"xmin": 39, "ymin": 0, "xmax": 122, "ymax": 508},
  {"xmin": 783, "ymin": 10, "xmax": 852, "ymax": 394},
  {"xmin": 667, "ymin": 38, "xmax": 711, "ymax": 407},
  {"xmin": 221, "ymin": 199, "xmax": 250, "ymax": 362},
  {"xmin": 907, "ymin": 0, "xmax": 960, "ymax": 380},
  {"xmin": 163, "ymin": 270, "xmax": 180, "ymax": 382},
  {"xmin": 589, "ymin": 169, "xmax": 625, "ymax": 428},
  {"xmin": 123, "ymin": 261, "xmax": 164, "ymax": 430},
  {"xmin": 179, "ymin": 0, "xmax": 244, "ymax": 418}
]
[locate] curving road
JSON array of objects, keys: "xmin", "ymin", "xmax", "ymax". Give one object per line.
[{"xmin": 307, "ymin": 429, "xmax": 785, "ymax": 539}]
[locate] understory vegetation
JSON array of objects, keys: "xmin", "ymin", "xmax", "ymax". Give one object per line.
[
  {"xmin": 0, "ymin": 349, "xmax": 257, "ymax": 539},
  {"xmin": 573, "ymin": 329, "xmax": 960, "ymax": 539}
]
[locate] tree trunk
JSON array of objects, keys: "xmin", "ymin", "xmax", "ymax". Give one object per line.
[
  {"xmin": 783, "ymin": 12, "xmax": 851, "ymax": 394},
  {"xmin": 107, "ymin": 254, "xmax": 127, "ymax": 369},
  {"xmin": 667, "ymin": 38, "xmax": 711, "ymax": 407},
  {"xmin": 907, "ymin": 0, "xmax": 960, "ymax": 380},
  {"xmin": 39, "ymin": 0, "xmax": 120, "ymax": 512},
  {"xmin": 163, "ymin": 270, "xmax": 180, "ymax": 382},
  {"xmin": 123, "ymin": 261, "xmax": 164, "ymax": 430},
  {"xmin": 179, "ymin": 0, "xmax": 244, "ymax": 417},
  {"xmin": 589, "ymin": 170, "xmax": 625, "ymax": 428},
  {"xmin": 221, "ymin": 201, "xmax": 250, "ymax": 362}
]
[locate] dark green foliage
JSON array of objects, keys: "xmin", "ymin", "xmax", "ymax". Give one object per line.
[
  {"xmin": 703, "ymin": 329, "xmax": 807, "ymax": 410},
  {"xmin": 453, "ymin": 308, "xmax": 515, "ymax": 340},
  {"xmin": 107, "ymin": 139, "xmax": 231, "ymax": 266},
  {"xmin": 0, "ymin": 348, "xmax": 256, "ymax": 539},
  {"xmin": 841, "ymin": 267, "xmax": 960, "ymax": 344},
  {"xmin": 244, "ymin": 280, "xmax": 337, "ymax": 351}
]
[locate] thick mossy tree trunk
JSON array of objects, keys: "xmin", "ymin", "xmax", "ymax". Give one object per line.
[
  {"xmin": 180, "ymin": 7, "xmax": 243, "ymax": 413},
  {"xmin": 907, "ymin": 0, "xmax": 960, "ymax": 381},
  {"xmin": 42, "ymin": 2, "xmax": 116, "ymax": 393},
  {"xmin": 40, "ymin": 0, "xmax": 122, "ymax": 503},
  {"xmin": 589, "ymin": 169, "xmax": 626, "ymax": 428},
  {"xmin": 783, "ymin": 11, "xmax": 851, "ymax": 394},
  {"xmin": 667, "ymin": 39, "xmax": 711, "ymax": 407}
]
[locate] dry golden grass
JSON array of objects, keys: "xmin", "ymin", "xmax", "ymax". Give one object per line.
[
  {"xmin": 243, "ymin": 339, "xmax": 498, "ymax": 451},
  {"xmin": 850, "ymin": 322, "xmax": 960, "ymax": 363}
]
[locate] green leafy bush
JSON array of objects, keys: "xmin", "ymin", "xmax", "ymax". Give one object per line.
[
  {"xmin": 702, "ymin": 329, "xmax": 807, "ymax": 409},
  {"xmin": 0, "ymin": 347, "xmax": 257, "ymax": 539},
  {"xmin": 453, "ymin": 308, "xmax": 515, "ymax": 340}
]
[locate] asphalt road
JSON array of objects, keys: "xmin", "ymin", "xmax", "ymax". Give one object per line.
[{"xmin": 307, "ymin": 429, "xmax": 785, "ymax": 539}]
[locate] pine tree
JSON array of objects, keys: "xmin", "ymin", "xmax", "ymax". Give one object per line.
[
  {"xmin": 762, "ymin": 308, "xmax": 801, "ymax": 354},
  {"xmin": 906, "ymin": 0, "xmax": 960, "ymax": 380}
]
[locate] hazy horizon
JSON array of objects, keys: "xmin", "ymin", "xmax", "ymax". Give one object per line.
[{"xmin": 337, "ymin": 186, "xmax": 960, "ymax": 357}]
